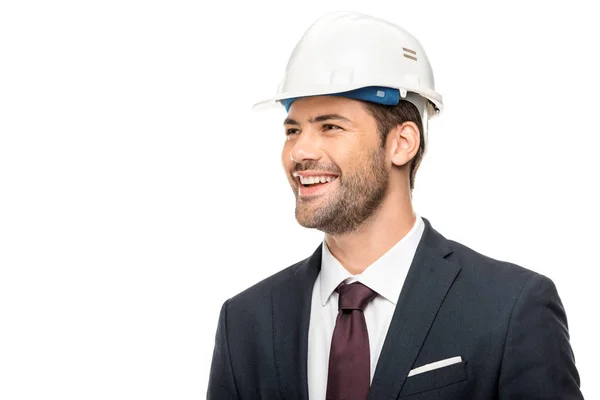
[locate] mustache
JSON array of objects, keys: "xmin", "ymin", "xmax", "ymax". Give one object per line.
[{"xmin": 292, "ymin": 161, "xmax": 341, "ymax": 174}]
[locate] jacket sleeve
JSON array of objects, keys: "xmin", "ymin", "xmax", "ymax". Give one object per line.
[
  {"xmin": 498, "ymin": 273, "xmax": 583, "ymax": 399},
  {"xmin": 207, "ymin": 299, "xmax": 240, "ymax": 400}
]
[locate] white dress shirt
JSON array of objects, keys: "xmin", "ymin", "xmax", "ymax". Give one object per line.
[{"xmin": 307, "ymin": 215, "xmax": 425, "ymax": 400}]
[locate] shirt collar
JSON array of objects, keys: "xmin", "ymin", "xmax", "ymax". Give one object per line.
[{"xmin": 320, "ymin": 215, "xmax": 425, "ymax": 306}]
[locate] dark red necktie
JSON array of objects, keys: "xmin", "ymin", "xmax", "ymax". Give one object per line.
[{"xmin": 326, "ymin": 281, "xmax": 378, "ymax": 400}]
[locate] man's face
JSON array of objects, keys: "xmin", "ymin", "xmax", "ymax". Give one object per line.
[{"xmin": 281, "ymin": 96, "xmax": 389, "ymax": 235}]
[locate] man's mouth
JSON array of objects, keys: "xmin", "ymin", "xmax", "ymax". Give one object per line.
[
  {"xmin": 298, "ymin": 175, "xmax": 337, "ymax": 187},
  {"xmin": 293, "ymin": 174, "xmax": 339, "ymax": 197}
]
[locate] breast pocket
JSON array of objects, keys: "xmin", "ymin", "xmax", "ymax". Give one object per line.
[{"xmin": 398, "ymin": 360, "xmax": 468, "ymax": 397}]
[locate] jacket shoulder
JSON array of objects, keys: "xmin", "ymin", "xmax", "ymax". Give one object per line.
[
  {"xmin": 446, "ymin": 237, "xmax": 550, "ymax": 290},
  {"xmin": 227, "ymin": 255, "xmax": 311, "ymax": 307}
]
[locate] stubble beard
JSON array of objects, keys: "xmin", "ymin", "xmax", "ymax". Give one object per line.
[{"xmin": 293, "ymin": 148, "xmax": 389, "ymax": 235}]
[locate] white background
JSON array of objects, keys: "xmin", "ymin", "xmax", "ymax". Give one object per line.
[{"xmin": 1, "ymin": 0, "xmax": 598, "ymax": 399}]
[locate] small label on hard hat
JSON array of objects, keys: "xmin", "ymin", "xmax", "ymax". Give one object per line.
[{"xmin": 376, "ymin": 90, "xmax": 385, "ymax": 97}]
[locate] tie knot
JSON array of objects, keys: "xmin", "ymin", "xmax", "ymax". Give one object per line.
[{"xmin": 336, "ymin": 281, "xmax": 378, "ymax": 312}]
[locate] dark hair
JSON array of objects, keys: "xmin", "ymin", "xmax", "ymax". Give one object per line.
[{"xmin": 362, "ymin": 100, "xmax": 426, "ymax": 192}]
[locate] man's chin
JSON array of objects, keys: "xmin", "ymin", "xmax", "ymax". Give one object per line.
[
  {"xmin": 295, "ymin": 220, "xmax": 317, "ymax": 230},
  {"xmin": 295, "ymin": 207, "xmax": 325, "ymax": 230}
]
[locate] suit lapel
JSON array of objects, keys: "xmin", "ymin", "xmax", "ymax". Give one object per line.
[
  {"xmin": 368, "ymin": 218, "xmax": 462, "ymax": 399},
  {"xmin": 272, "ymin": 245, "xmax": 321, "ymax": 400}
]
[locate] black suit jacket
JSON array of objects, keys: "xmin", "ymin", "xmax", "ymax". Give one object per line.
[{"xmin": 207, "ymin": 218, "xmax": 583, "ymax": 399}]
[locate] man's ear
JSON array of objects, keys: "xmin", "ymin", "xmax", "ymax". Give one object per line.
[{"xmin": 387, "ymin": 121, "xmax": 420, "ymax": 167}]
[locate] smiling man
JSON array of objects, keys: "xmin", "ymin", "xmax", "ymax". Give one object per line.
[{"xmin": 207, "ymin": 12, "xmax": 583, "ymax": 400}]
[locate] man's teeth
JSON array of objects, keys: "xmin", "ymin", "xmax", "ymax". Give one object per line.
[{"xmin": 299, "ymin": 176, "xmax": 336, "ymax": 185}]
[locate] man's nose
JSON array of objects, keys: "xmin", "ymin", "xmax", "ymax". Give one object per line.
[{"xmin": 289, "ymin": 131, "xmax": 321, "ymax": 164}]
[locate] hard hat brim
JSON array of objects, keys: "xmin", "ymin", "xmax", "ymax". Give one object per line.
[
  {"xmin": 252, "ymin": 84, "xmax": 443, "ymax": 116},
  {"xmin": 252, "ymin": 84, "xmax": 363, "ymax": 111}
]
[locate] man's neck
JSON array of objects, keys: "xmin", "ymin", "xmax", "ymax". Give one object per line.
[{"xmin": 324, "ymin": 197, "xmax": 416, "ymax": 275}]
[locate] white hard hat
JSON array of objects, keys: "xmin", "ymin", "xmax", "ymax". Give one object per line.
[{"xmin": 252, "ymin": 11, "xmax": 443, "ymax": 138}]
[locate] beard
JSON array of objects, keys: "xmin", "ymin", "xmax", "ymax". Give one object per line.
[{"xmin": 292, "ymin": 147, "xmax": 389, "ymax": 235}]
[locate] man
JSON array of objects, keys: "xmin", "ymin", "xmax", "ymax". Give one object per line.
[{"xmin": 207, "ymin": 12, "xmax": 583, "ymax": 399}]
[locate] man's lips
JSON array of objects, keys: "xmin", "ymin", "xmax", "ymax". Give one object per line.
[{"xmin": 292, "ymin": 171, "xmax": 339, "ymax": 197}]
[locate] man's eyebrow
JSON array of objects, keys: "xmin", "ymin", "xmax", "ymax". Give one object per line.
[
  {"xmin": 309, "ymin": 114, "xmax": 353, "ymax": 124},
  {"xmin": 283, "ymin": 114, "xmax": 353, "ymax": 125},
  {"xmin": 283, "ymin": 118, "xmax": 300, "ymax": 126}
]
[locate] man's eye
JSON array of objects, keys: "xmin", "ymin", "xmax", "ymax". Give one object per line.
[
  {"xmin": 286, "ymin": 128, "xmax": 300, "ymax": 136},
  {"xmin": 323, "ymin": 124, "xmax": 341, "ymax": 131}
]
